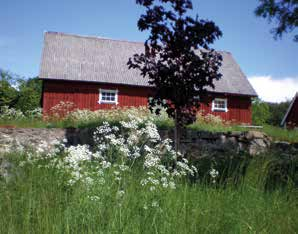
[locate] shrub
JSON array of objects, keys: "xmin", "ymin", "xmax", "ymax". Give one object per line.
[
  {"xmin": 252, "ymin": 98, "xmax": 270, "ymax": 125},
  {"xmin": 47, "ymin": 101, "xmax": 77, "ymax": 120},
  {"xmin": 0, "ymin": 106, "xmax": 42, "ymax": 121},
  {"xmin": 0, "ymin": 106, "xmax": 25, "ymax": 120}
]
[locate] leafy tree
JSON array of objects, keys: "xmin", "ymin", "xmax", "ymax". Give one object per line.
[
  {"xmin": 0, "ymin": 68, "xmax": 42, "ymax": 112},
  {"xmin": 0, "ymin": 69, "xmax": 19, "ymax": 107},
  {"xmin": 128, "ymin": 0, "xmax": 223, "ymax": 150},
  {"xmin": 255, "ymin": 0, "xmax": 298, "ymax": 42},
  {"xmin": 252, "ymin": 98, "xmax": 270, "ymax": 125},
  {"xmin": 15, "ymin": 77, "xmax": 42, "ymax": 113},
  {"xmin": 267, "ymin": 100, "xmax": 290, "ymax": 125}
]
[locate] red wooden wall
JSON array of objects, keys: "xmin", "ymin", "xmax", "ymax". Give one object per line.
[
  {"xmin": 42, "ymin": 80, "xmax": 252, "ymax": 124},
  {"xmin": 199, "ymin": 94, "xmax": 252, "ymax": 124},
  {"xmin": 285, "ymin": 98, "xmax": 298, "ymax": 128}
]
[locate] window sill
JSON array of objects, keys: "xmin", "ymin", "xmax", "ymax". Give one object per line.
[
  {"xmin": 212, "ymin": 109, "xmax": 228, "ymax": 112},
  {"xmin": 98, "ymin": 101, "xmax": 118, "ymax": 105}
]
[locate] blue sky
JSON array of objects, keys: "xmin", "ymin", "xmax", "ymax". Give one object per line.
[{"xmin": 1, "ymin": 0, "xmax": 297, "ymax": 102}]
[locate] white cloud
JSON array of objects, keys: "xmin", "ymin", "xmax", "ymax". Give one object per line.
[{"xmin": 248, "ymin": 76, "xmax": 298, "ymax": 103}]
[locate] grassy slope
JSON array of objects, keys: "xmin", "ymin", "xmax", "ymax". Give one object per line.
[{"xmin": 0, "ymin": 153, "xmax": 297, "ymax": 234}]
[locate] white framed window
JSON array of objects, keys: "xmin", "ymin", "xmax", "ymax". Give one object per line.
[
  {"xmin": 98, "ymin": 89, "xmax": 118, "ymax": 104},
  {"xmin": 212, "ymin": 98, "xmax": 228, "ymax": 112}
]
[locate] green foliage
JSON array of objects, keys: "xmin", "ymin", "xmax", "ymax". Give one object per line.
[
  {"xmin": 255, "ymin": 0, "xmax": 298, "ymax": 42},
  {"xmin": 0, "ymin": 70, "xmax": 19, "ymax": 107},
  {"xmin": 129, "ymin": 0, "xmax": 223, "ymax": 152},
  {"xmin": 252, "ymin": 98, "xmax": 270, "ymax": 125},
  {"xmin": 267, "ymin": 100, "xmax": 291, "ymax": 126},
  {"xmin": 0, "ymin": 68, "xmax": 42, "ymax": 112},
  {"xmin": 252, "ymin": 98, "xmax": 291, "ymax": 127},
  {"xmin": 15, "ymin": 77, "xmax": 42, "ymax": 112}
]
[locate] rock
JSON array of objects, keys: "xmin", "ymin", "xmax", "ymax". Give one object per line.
[
  {"xmin": 227, "ymin": 137, "xmax": 237, "ymax": 144},
  {"xmin": 238, "ymin": 142, "xmax": 248, "ymax": 151},
  {"xmin": 253, "ymin": 138, "xmax": 267, "ymax": 148},
  {"xmin": 0, "ymin": 158, "xmax": 15, "ymax": 183},
  {"xmin": 292, "ymin": 142, "xmax": 298, "ymax": 149},
  {"xmin": 273, "ymin": 141, "xmax": 291, "ymax": 150},
  {"xmin": 228, "ymin": 131, "xmax": 242, "ymax": 137},
  {"xmin": 245, "ymin": 131, "xmax": 267, "ymax": 140},
  {"xmin": 219, "ymin": 135, "xmax": 227, "ymax": 144},
  {"xmin": 199, "ymin": 131, "xmax": 218, "ymax": 140}
]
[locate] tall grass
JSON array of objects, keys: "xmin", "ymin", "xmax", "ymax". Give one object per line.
[{"xmin": 0, "ymin": 152, "xmax": 297, "ymax": 234}]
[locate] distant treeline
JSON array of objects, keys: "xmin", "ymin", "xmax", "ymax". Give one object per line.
[
  {"xmin": 0, "ymin": 69, "xmax": 42, "ymax": 112},
  {"xmin": 252, "ymin": 98, "xmax": 290, "ymax": 126}
]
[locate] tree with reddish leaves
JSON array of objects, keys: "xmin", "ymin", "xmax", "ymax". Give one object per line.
[{"xmin": 128, "ymin": 0, "xmax": 223, "ymax": 151}]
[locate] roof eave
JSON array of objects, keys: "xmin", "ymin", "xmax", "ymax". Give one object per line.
[{"xmin": 40, "ymin": 77, "xmax": 258, "ymax": 97}]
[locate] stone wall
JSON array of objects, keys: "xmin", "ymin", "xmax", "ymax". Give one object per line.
[
  {"xmin": 159, "ymin": 129, "xmax": 272, "ymax": 156},
  {"xmin": 0, "ymin": 127, "xmax": 275, "ymax": 156}
]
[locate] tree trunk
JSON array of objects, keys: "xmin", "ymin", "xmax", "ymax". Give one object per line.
[{"xmin": 174, "ymin": 110, "xmax": 181, "ymax": 153}]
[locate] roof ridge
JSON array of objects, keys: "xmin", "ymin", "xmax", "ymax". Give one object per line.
[
  {"xmin": 44, "ymin": 32, "xmax": 235, "ymax": 54},
  {"xmin": 44, "ymin": 31, "xmax": 145, "ymax": 45}
]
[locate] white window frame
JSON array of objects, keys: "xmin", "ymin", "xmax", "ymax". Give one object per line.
[
  {"xmin": 212, "ymin": 98, "xmax": 228, "ymax": 112},
  {"xmin": 98, "ymin": 89, "xmax": 118, "ymax": 104}
]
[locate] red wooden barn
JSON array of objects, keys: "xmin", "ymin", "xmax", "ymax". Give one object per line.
[
  {"xmin": 281, "ymin": 93, "xmax": 298, "ymax": 129},
  {"xmin": 39, "ymin": 32, "xmax": 257, "ymax": 124}
]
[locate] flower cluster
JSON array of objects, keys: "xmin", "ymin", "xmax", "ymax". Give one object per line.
[
  {"xmin": 0, "ymin": 106, "xmax": 25, "ymax": 120},
  {"xmin": 196, "ymin": 110, "xmax": 231, "ymax": 125},
  {"xmin": 11, "ymin": 112, "xmax": 197, "ymax": 207},
  {"xmin": 93, "ymin": 115, "xmax": 197, "ymax": 192},
  {"xmin": 0, "ymin": 106, "xmax": 42, "ymax": 121},
  {"xmin": 48, "ymin": 101, "xmax": 77, "ymax": 120},
  {"xmin": 209, "ymin": 168, "xmax": 219, "ymax": 184}
]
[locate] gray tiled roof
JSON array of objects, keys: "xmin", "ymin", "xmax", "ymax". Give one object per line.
[{"xmin": 40, "ymin": 32, "xmax": 257, "ymax": 96}]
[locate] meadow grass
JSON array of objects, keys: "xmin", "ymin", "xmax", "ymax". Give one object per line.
[{"xmin": 0, "ymin": 152, "xmax": 297, "ymax": 234}]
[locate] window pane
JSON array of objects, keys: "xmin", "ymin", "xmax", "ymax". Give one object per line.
[
  {"xmin": 214, "ymin": 99, "xmax": 226, "ymax": 111},
  {"xmin": 100, "ymin": 90, "xmax": 117, "ymax": 103}
]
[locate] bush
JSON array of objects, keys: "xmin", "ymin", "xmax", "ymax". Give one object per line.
[
  {"xmin": 0, "ymin": 70, "xmax": 19, "ymax": 108},
  {"xmin": 252, "ymin": 98, "xmax": 270, "ymax": 125},
  {"xmin": 0, "ymin": 106, "xmax": 42, "ymax": 121},
  {"xmin": 14, "ymin": 78, "xmax": 42, "ymax": 113},
  {"xmin": 0, "ymin": 106, "xmax": 25, "ymax": 120},
  {"xmin": 267, "ymin": 101, "xmax": 291, "ymax": 126}
]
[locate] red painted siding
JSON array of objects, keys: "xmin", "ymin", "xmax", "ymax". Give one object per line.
[
  {"xmin": 42, "ymin": 80, "xmax": 252, "ymax": 124},
  {"xmin": 199, "ymin": 94, "xmax": 252, "ymax": 124},
  {"xmin": 285, "ymin": 98, "xmax": 298, "ymax": 128}
]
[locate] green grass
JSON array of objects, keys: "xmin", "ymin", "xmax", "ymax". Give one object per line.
[
  {"xmin": 188, "ymin": 122, "xmax": 298, "ymax": 143},
  {"xmin": 0, "ymin": 118, "xmax": 105, "ymax": 129},
  {"xmin": 0, "ymin": 152, "xmax": 297, "ymax": 234},
  {"xmin": 1, "ymin": 117, "xmax": 298, "ymax": 143},
  {"xmin": 262, "ymin": 125, "xmax": 298, "ymax": 142}
]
